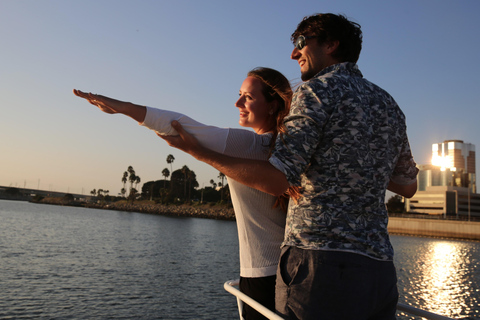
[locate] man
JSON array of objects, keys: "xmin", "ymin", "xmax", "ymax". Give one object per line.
[{"xmin": 162, "ymin": 13, "xmax": 418, "ymax": 319}]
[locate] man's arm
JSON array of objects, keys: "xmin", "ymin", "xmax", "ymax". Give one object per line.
[
  {"xmin": 387, "ymin": 180, "xmax": 417, "ymax": 198},
  {"xmin": 160, "ymin": 121, "xmax": 290, "ymax": 196}
]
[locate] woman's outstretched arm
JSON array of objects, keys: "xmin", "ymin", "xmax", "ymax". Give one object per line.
[{"xmin": 73, "ymin": 89, "xmax": 229, "ymax": 153}]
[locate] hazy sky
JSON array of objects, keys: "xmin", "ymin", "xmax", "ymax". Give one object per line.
[{"xmin": 1, "ymin": 0, "xmax": 479, "ymax": 197}]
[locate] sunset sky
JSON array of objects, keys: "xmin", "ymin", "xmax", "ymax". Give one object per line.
[{"xmin": 1, "ymin": 0, "xmax": 479, "ymax": 197}]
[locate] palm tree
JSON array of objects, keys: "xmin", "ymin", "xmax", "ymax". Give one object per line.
[
  {"xmin": 218, "ymin": 172, "xmax": 226, "ymax": 201},
  {"xmin": 218, "ymin": 172, "xmax": 226, "ymax": 186},
  {"xmin": 162, "ymin": 168, "xmax": 170, "ymax": 188},
  {"xmin": 102, "ymin": 190, "xmax": 110, "ymax": 202},
  {"xmin": 135, "ymin": 176, "xmax": 141, "ymax": 190},
  {"xmin": 166, "ymin": 154, "xmax": 175, "ymax": 173},
  {"xmin": 121, "ymin": 166, "xmax": 141, "ymax": 202},
  {"xmin": 181, "ymin": 165, "xmax": 189, "ymax": 200},
  {"xmin": 122, "ymin": 171, "xmax": 128, "ymax": 197},
  {"xmin": 128, "ymin": 166, "xmax": 136, "ymax": 191},
  {"xmin": 97, "ymin": 189, "xmax": 105, "ymax": 203},
  {"xmin": 210, "ymin": 179, "xmax": 217, "ymax": 189}
]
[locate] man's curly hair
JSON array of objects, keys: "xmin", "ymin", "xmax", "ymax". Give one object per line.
[{"xmin": 291, "ymin": 13, "xmax": 363, "ymax": 63}]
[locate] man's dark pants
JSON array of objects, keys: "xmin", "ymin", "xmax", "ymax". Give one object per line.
[{"xmin": 276, "ymin": 246, "xmax": 398, "ymax": 320}]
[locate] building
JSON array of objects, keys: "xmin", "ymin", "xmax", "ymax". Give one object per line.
[
  {"xmin": 431, "ymin": 140, "xmax": 476, "ymax": 193},
  {"xmin": 405, "ymin": 140, "xmax": 480, "ymax": 219}
]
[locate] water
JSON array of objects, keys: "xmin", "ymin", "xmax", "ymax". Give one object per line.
[
  {"xmin": 395, "ymin": 236, "xmax": 480, "ymax": 319},
  {"xmin": 0, "ymin": 200, "xmax": 479, "ymax": 319},
  {"xmin": 0, "ymin": 200, "xmax": 239, "ymax": 319}
]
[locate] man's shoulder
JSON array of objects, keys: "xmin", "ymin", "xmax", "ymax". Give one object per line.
[{"xmin": 292, "ymin": 63, "xmax": 359, "ymax": 106}]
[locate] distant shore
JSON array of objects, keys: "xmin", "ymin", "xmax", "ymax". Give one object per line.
[
  {"xmin": 388, "ymin": 216, "xmax": 480, "ymax": 241},
  {"xmin": 32, "ymin": 197, "xmax": 236, "ymax": 221}
]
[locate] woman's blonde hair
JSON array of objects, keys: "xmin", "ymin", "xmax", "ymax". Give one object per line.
[{"xmin": 246, "ymin": 67, "xmax": 300, "ymax": 209}]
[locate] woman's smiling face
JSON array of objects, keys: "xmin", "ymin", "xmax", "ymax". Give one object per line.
[{"xmin": 235, "ymin": 76, "xmax": 274, "ymax": 134}]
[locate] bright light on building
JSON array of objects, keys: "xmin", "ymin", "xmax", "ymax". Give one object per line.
[
  {"xmin": 406, "ymin": 140, "xmax": 477, "ymax": 218},
  {"xmin": 431, "ymin": 154, "xmax": 454, "ymax": 171}
]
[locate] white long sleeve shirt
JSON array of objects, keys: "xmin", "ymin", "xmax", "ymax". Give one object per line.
[{"xmin": 141, "ymin": 107, "xmax": 286, "ymax": 277}]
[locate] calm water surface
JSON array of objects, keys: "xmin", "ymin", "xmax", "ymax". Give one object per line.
[{"xmin": 1, "ymin": 200, "xmax": 479, "ymax": 319}]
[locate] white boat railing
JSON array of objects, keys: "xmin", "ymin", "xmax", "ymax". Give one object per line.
[
  {"xmin": 224, "ymin": 279, "xmax": 455, "ymax": 320},
  {"xmin": 224, "ymin": 280, "xmax": 284, "ymax": 320}
]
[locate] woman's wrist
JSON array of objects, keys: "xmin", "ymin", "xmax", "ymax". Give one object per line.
[{"xmin": 125, "ymin": 103, "xmax": 147, "ymax": 123}]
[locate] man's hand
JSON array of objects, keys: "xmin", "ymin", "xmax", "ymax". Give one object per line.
[
  {"xmin": 159, "ymin": 121, "xmax": 290, "ymax": 196},
  {"xmin": 158, "ymin": 121, "xmax": 204, "ymax": 158}
]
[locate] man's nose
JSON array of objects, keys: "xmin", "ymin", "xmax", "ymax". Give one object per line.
[{"xmin": 291, "ymin": 47, "xmax": 300, "ymax": 60}]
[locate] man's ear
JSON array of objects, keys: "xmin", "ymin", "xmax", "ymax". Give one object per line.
[{"xmin": 325, "ymin": 40, "xmax": 340, "ymax": 55}]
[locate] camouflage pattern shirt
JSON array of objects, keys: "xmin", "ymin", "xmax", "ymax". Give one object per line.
[{"xmin": 269, "ymin": 62, "xmax": 418, "ymax": 260}]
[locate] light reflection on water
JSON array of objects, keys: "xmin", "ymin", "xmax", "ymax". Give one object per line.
[
  {"xmin": 393, "ymin": 235, "xmax": 480, "ymax": 319},
  {"xmin": 424, "ymin": 242, "xmax": 465, "ymax": 316}
]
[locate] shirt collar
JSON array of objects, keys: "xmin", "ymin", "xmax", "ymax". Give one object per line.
[{"xmin": 312, "ymin": 62, "xmax": 362, "ymax": 79}]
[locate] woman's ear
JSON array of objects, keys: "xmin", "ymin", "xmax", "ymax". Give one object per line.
[{"xmin": 269, "ymin": 100, "xmax": 279, "ymax": 115}]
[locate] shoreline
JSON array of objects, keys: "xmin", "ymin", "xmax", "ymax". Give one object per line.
[
  {"xmin": 31, "ymin": 198, "xmax": 236, "ymax": 221},
  {"xmin": 388, "ymin": 216, "xmax": 480, "ymax": 241}
]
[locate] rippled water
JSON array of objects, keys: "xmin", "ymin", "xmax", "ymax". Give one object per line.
[
  {"xmin": 0, "ymin": 200, "xmax": 240, "ymax": 319},
  {"xmin": 394, "ymin": 236, "xmax": 480, "ymax": 319},
  {"xmin": 1, "ymin": 199, "xmax": 479, "ymax": 319}
]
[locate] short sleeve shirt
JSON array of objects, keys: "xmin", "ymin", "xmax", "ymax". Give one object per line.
[{"xmin": 269, "ymin": 62, "xmax": 418, "ymax": 260}]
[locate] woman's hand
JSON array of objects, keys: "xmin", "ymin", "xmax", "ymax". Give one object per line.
[
  {"xmin": 73, "ymin": 89, "xmax": 146, "ymax": 123},
  {"xmin": 73, "ymin": 89, "xmax": 124, "ymax": 114}
]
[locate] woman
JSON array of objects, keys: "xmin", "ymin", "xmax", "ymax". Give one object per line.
[{"xmin": 74, "ymin": 67, "xmax": 292, "ymax": 320}]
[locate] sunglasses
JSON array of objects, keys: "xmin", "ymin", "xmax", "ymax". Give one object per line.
[{"xmin": 294, "ymin": 35, "xmax": 318, "ymax": 50}]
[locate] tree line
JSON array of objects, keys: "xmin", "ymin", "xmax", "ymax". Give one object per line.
[{"xmin": 90, "ymin": 154, "xmax": 230, "ymax": 205}]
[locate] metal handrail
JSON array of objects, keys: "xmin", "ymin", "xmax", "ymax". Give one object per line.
[
  {"xmin": 224, "ymin": 280, "xmax": 283, "ymax": 320},
  {"xmin": 396, "ymin": 303, "xmax": 455, "ymax": 320},
  {"xmin": 224, "ymin": 279, "xmax": 455, "ymax": 320}
]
